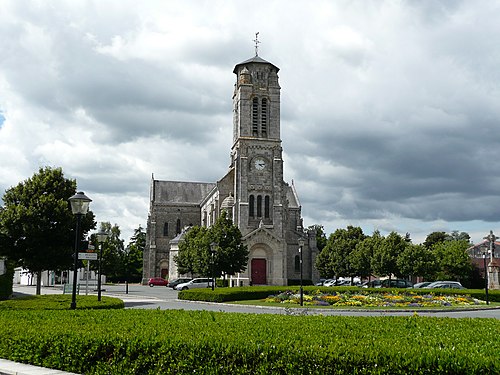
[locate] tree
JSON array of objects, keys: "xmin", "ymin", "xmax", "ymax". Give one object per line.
[
  {"xmin": 350, "ymin": 230, "xmax": 384, "ymax": 280},
  {"xmin": 423, "ymin": 231, "xmax": 447, "ymax": 249},
  {"xmin": 372, "ymin": 231, "xmax": 407, "ymax": 279},
  {"xmin": 315, "ymin": 226, "xmax": 365, "ymax": 279},
  {"xmin": 0, "ymin": 167, "xmax": 95, "ymax": 294},
  {"xmin": 433, "ymin": 239, "xmax": 473, "ymax": 284},
  {"xmin": 175, "ymin": 226, "xmax": 210, "ymax": 276},
  {"xmin": 174, "ymin": 211, "xmax": 248, "ymax": 279},
  {"xmin": 445, "ymin": 230, "xmax": 471, "ymax": 243},
  {"xmin": 209, "ymin": 210, "xmax": 249, "ymax": 278},
  {"xmin": 125, "ymin": 225, "xmax": 146, "ymax": 283},
  {"xmin": 92, "ymin": 222, "xmax": 125, "ymax": 282},
  {"xmin": 397, "ymin": 243, "xmax": 438, "ymax": 280}
]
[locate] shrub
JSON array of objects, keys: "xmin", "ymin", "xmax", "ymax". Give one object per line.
[
  {"xmin": 0, "ymin": 261, "xmax": 14, "ymax": 301},
  {"xmin": 0, "ymin": 294, "xmax": 124, "ymax": 310},
  {"xmin": 0, "ymin": 310, "xmax": 498, "ymax": 374}
]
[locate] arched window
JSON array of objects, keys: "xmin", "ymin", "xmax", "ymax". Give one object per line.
[
  {"xmin": 252, "ymin": 98, "xmax": 259, "ymax": 136},
  {"xmin": 176, "ymin": 218, "xmax": 181, "ymax": 234},
  {"xmin": 163, "ymin": 222, "xmax": 169, "ymax": 236},
  {"xmin": 264, "ymin": 195, "xmax": 270, "ymax": 218},
  {"xmin": 294, "ymin": 255, "xmax": 300, "ymax": 272},
  {"xmin": 257, "ymin": 195, "xmax": 262, "ymax": 217},
  {"xmin": 261, "ymin": 98, "xmax": 267, "ymax": 137},
  {"xmin": 249, "ymin": 195, "xmax": 255, "ymax": 217}
]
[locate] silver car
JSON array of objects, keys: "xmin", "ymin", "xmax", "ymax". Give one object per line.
[
  {"xmin": 175, "ymin": 278, "xmax": 213, "ymax": 291},
  {"xmin": 423, "ymin": 281, "xmax": 465, "ymax": 289}
]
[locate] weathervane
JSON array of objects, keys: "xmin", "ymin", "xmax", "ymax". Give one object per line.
[{"xmin": 253, "ymin": 32, "xmax": 260, "ymax": 56}]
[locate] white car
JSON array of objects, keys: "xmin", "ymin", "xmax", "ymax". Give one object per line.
[{"xmin": 175, "ymin": 278, "xmax": 213, "ymax": 291}]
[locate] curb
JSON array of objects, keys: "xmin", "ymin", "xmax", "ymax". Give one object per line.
[{"xmin": 0, "ymin": 358, "xmax": 79, "ymax": 375}]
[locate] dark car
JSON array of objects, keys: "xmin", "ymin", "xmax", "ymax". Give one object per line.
[
  {"xmin": 375, "ymin": 279, "xmax": 413, "ymax": 288},
  {"xmin": 148, "ymin": 277, "xmax": 168, "ymax": 287},
  {"xmin": 168, "ymin": 278, "xmax": 192, "ymax": 289}
]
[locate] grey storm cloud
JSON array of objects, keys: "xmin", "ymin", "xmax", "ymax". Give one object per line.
[{"xmin": 2, "ymin": 0, "xmax": 500, "ymax": 243}]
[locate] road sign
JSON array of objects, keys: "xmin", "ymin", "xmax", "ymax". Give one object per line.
[{"xmin": 78, "ymin": 252, "xmax": 98, "ymax": 260}]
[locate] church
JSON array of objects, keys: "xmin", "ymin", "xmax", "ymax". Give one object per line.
[{"xmin": 142, "ymin": 47, "xmax": 319, "ymax": 286}]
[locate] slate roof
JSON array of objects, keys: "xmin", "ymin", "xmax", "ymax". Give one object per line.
[
  {"xmin": 153, "ymin": 180, "xmax": 216, "ymax": 204},
  {"xmin": 233, "ymin": 55, "xmax": 280, "ymax": 73}
]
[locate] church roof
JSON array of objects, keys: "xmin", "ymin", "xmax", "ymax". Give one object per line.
[
  {"xmin": 152, "ymin": 180, "xmax": 216, "ymax": 204},
  {"xmin": 286, "ymin": 183, "xmax": 301, "ymax": 209},
  {"xmin": 233, "ymin": 55, "xmax": 280, "ymax": 74}
]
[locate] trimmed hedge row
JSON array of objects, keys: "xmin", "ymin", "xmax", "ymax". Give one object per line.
[
  {"xmin": 0, "ymin": 295, "xmax": 125, "ymax": 310},
  {"xmin": 178, "ymin": 285, "xmax": 500, "ymax": 303},
  {"xmin": 0, "ymin": 309, "xmax": 498, "ymax": 374}
]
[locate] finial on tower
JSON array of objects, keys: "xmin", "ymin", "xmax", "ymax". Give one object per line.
[{"xmin": 253, "ymin": 32, "xmax": 260, "ymax": 56}]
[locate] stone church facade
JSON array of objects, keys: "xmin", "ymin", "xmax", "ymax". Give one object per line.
[{"xmin": 142, "ymin": 53, "xmax": 319, "ymax": 286}]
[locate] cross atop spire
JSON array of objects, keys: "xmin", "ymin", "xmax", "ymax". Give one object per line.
[{"xmin": 253, "ymin": 32, "xmax": 260, "ymax": 56}]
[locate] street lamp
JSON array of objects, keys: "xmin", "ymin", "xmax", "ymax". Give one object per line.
[
  {"xmin": 483, "ymin": 252, "xmax": 489, "ymax": 305},
  {"xmin": 96, "ymin": 228, "xmax": 108, "ymax": 302},
  {"xmin": 298, "ymin": 238, "xmax": 305, "ymax": 306},
  {"xmin": 68, "ymin": 191, "xmax": 92, "ymax": 309},
  {"xmin": 210, "ymin": 242, "xmax": 217, "ymax": 291}
]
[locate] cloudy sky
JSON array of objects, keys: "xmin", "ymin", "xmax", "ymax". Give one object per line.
[{"xmin": 1, "ymin": 0, "xmax": 500, "ymax": 245}]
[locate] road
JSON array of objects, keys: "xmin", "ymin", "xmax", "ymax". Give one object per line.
[{"xmin": 11, "ymin": 284, "xmax": 500, "ymax": 319}]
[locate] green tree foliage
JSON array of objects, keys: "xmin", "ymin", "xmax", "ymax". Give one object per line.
[
  {"xmin": 445, "ymin": 230, "xmax": 471, "ymax": 243},
  {"xmin": 397, "ymin": 243, "xmax": 438, "ymax": 280},
  {"xmin": 89, "ymin": 222, "xmax": 125, "ymax": 282},
  {"xmin": 0, "ymin": 167, "xmax": 95, "ymax": 294},
  {"xmin": 423, "ymin": 231, "xmax": 447, "ymax": 249},
  {"xmin": 175, "ymin": 226, "xmax": 210, "ymax": 276},
  {"xmin": 433, "ymin": 239, "xmax": 473, "ymax": 283},
  {"xmin": 174, "ymin": 211, "xmax": 248, "ymax": 278},
  {"xmin": 209, "ymin": 210, "xmax": 249, "ymax": 278},
  {"xmin": 372, "ymin": 231, "xmax": 407, "ymax": 279},
  {"xmin": 315, "ymin": 226, "xmax": 365, "ymax": 279},
  {"xmin": 350, "ymin": 230, "xmax": 384, "ymax": 280},
  {"xmin": 125, "ymin": 225, "xmax": 146, "ymax": 283}
]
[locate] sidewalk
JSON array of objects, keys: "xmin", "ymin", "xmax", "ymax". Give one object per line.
[{"xmin": 0, "ymin": 358, "xmax": 79, "ymax": 375}]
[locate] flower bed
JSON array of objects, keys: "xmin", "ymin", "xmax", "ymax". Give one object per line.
[{"xmin": 264, "ymin": 289, "xmax": 486, "ymax": 307}]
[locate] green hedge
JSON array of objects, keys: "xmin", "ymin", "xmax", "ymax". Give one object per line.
[
  {"xmin": 0, "ymin": 294, "xmax": 124, "ymax": 310},
  {"xmin": 178, "ymin": 285, "xmax": 500, "ymax": 303},
  {"xmin": 0, "ymin": 309, "xmax": 498, "ymax": 374}
]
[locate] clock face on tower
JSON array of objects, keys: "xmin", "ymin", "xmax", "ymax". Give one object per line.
[{"xmin": 254, "ymin": 158, "xmax": 266, "ymax": 170}]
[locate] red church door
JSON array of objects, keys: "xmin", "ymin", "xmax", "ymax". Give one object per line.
[{"xmin": 251, "ymin": 258, "xmax": 267, "ymax": 285}]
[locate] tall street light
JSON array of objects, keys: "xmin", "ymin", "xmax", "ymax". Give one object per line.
[
  {"xmin": 96, "ymin": 228, "xmax": 109, "ymax": 302},
  {"xmin": 298, "ymin": 238, "xmax": 305, "ymax": 306},
  {"xmin": 210, "ymin": 242, "xmax": 217, "ymax": 291},
  {"xmin": 68, "ymin": 191, "xmax": 92, "ymax": 310},
  {"xmin": 483, "ymin": 252, "xmax": 489, "ymax": 305}
]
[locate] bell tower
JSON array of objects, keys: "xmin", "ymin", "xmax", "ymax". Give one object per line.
[{"xmin": 230, "ymin": 43, "xmax": 285, "ymax": 237}]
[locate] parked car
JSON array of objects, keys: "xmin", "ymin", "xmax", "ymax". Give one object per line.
[
  {"xmin": 360, "ymin": 280, "xmax": 382, "ymax": 288},
  {"xmin": 148, "ymin": 277, "xmax": 168, "ymax": 287},
  {"xmin": 412, "ymin": 281, "xmax": 432, "ymax": 289},
  {"xmin": 375, "ymin": 279, "xmax": 413, "ymax": 288},
  {"xmin": 168, "ymin": 278, "xmax": 192, "ymax": 289},
  {"xmin": 175, "ymin": 278, "xmax": 213, "ymax": 291},
  {"xmin": 423, "ymin": 281, "xmax": 465, "ymax": 289}
]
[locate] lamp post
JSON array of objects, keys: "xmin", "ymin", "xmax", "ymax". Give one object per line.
[
  {"xmin": 210, "ymin": 242, "xmax": 217, "ymax": 291},
  {"xmin": 483, "ymin": 252, "xmax": 489, "ymax": 305},
  {"xmin": 96, "ymin": 228, "xmax": 108, "ymax": 302},
  {"xmin": 298, "ymin": 238, "xmax": 305, "ymax": 306},
  {"xmin": 68, "ymin": 191, "xmax": 92, "ymax": 310}
]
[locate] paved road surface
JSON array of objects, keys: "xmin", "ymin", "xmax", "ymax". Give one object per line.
[{"xmin": 11, "ymin": 284, "xmax": 500, "ymax": 318}]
